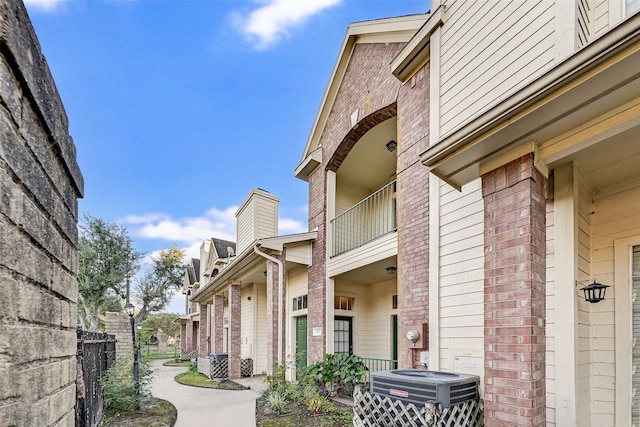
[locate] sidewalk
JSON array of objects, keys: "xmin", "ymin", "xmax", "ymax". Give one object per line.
[{"xmin": 150, "ymin": 359, "xmax": 262, "ymax": 427}]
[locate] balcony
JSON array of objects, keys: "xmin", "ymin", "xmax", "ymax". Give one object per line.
[{"xmin": 331, "ymin": 181, "xmax": 397, "ymax": 257}]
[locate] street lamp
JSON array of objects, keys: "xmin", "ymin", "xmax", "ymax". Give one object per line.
[{"xmin": 125, "ymin": 302, "xmax": 140, "ymax": 410}]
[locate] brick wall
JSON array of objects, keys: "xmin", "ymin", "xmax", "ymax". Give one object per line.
[
  {"xmin": 0, "ymin": 1, "xmax": 84, "ymax": 425},
  {"xmin": 306, "ymin": 43, "xmax": 430, "ymax": 366},
  {"xmin": 228, "ymin": 284, "xmax": 241, "ymax": 379},
  {"xmin": 212, "ymin": 294, "xmax": 224, "ymax": 352},
  {"xmin": 105, "ymin": 312, "xmax": 133, "ymax": 358},
  {"xmin": 396, "ymin": 65, "xmax": 430, "ymax": 368},
  {"xmin": 482, "ymin": 154, "xmax": 547, "ymax": 427},
  {"xmin": 265, "ymin": 256, "xmax": 286, "ymax": 372},
  {"xmin": 198, "ymin": 303, "xmax": 209, "ymax": 356}
]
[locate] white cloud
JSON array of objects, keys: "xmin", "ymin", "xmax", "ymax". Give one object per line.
[
  {"xmin": 234, "ymin": 0, "xmax": 342, "ymax": 49},
  {"xmin": 23, "ymin": 0, "xmax": 66, "ymax": 11},
  {"xmin": 279, "ymin": 218, "xmax": 307, "ymax": 234},
  {"xmin": 127, "ymin": 206, "xmax": 237, "ymax": 244}
]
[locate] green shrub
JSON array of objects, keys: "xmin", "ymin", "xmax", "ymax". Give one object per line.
[
  {"xmin": 301, "ymin": 353, "xmax": 367, "ymax": 396},
  {"xmin": 263, "ymin": 392, "xmax": 288, "ymax": 415},
  {"xmin": 101, "ymin": 354, "xmax": 153, "ymax": 414}
]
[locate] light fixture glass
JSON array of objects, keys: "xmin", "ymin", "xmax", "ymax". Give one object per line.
[
  {"xmin": 580, "ymin": 280, "xmax": 609, "ymax": 303},
  {"xmin": 386, "ymin": 140, "xmax": 397, "ymax": 152},
  {"xmin": 125, "ymin": 302, "xmax": 135, "ymax": 317}
]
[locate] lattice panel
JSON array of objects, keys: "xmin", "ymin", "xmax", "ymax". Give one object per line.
[
  {"xmin": 210, "ymin": 358, "xmax": 229, "ymax": 380},
  {"xmin": 179, "ymin": 349, "xmax": 197, "ymax": 361},
  {"xmin": 241, "ymin": 358, "xmax": 253, "ymax": 377},
  {"xmin": 353, "ymin": 386, "xmax": 484, "ymax": 427}
]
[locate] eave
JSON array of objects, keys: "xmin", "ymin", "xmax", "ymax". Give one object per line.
[{"xmin": 421, "ymin": 12, "xmax": 640, "ymax": 190}]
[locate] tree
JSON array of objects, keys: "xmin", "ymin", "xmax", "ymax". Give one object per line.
[
  {"xmin": 77, "ymin": 214, "xmax": 144, "ymax": 331},
  {"xmin": 142, "ymin": 312, "xmax": 181, "ymax": 338},
  {"xmin": 133, "ymin": 245, "xmax": 185, "ymax": 322}
]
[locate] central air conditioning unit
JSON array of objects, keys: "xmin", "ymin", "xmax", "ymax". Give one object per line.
[{"xmin": 370, "ymin": 370, "xmax": 479, "ymax": 408}]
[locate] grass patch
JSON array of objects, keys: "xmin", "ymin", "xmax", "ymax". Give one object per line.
[
  {"xmin": 100, "ymin": 397, "xmax": 176, "ymax": 427},
  {"xmin": 256, "ymin": 396, "xmax": 352, "ymax": 427},
  {"xmin": 175, "ymin": 367, "xmax": 248, "ymax": 390},
  {"xmin": 163, "ymin": 359, "xmax": 192, "ymax": 367}
]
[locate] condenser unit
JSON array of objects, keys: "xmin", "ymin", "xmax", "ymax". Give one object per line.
[{"xmin": 370, "ymin": 369, "xmax": 479, "ymax": 408}]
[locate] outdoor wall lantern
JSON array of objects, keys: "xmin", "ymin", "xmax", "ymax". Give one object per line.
[
  {"xmin": 577, "ymin": 279, "xmax": 610, "ymax": 303},
  {"xmin": 125, "ymin": 302, "xmax": 135, "ymax": 317},
  {"xmin": 386, "ymin": 140, "xmax": 397, "ymax": 152}
]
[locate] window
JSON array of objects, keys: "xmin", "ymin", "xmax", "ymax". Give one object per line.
[
  {"xmin": 292, "ymin": 295, "xmax": 308, "ymax": 311},
  {"xmin": 334, "ymin": 317, "xmax": 353, "ymax": 355},
  {"xmin": 334, "ymin": 296, "xmax": 354, "ymax": 311},
  {"xmin": 392, "ymin": 295, "xmax": 398, "ymax": 309}
]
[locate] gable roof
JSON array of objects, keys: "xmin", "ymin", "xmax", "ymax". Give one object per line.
[
  {"xmin": 295, "ymin": 13, "xmax": 429, "ymax": 180},
  {"xmin": 212, "ymin": 237, "xmax": 236, "ymax": 259}
]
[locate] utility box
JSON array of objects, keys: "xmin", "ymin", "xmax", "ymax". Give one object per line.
[{"xmin": 210, "ymin": 352, "xmax": 228, "ymax": 381}]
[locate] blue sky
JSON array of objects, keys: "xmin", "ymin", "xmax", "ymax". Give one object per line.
[{"xmin": 25, "ymin": 0, "xmax": 428, "ymax": 312}]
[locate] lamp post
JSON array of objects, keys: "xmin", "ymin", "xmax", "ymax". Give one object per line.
[{"xmin": 124, "ymin": 302, "xmax": 140, "ymax": 410}]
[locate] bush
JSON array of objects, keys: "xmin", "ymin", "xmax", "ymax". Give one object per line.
[
  {"xmin": 301, "ymin": 353, "xmax": 367, "ymax": 396},
  {"xmin": 101, "ymin": 354, "xmax": 153, "ymax": 414}
]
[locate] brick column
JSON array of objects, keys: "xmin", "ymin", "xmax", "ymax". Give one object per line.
[
  {"xmin": 266, "ymin": 259, "xmax": 279, "ymax": 374},
  {"xmin": 198, "ymin": 303, "xmax": 209, "ymax": 356},
  {"xmin": 212, "ymin": 294, "xmax": 224, "ymax": 353},
  {"xmin": 180, "ymin": 322, "xmax": 187, "ymax": 352},
  {"xmin": 482, "ymin": 153, "xmax": 546, "ymax": 427},
  {"xmin": 228, "ymin": 284, "xmax": 242, "ymax": 379},
  {"xmin": 186, "ymin": 319, "xmax": 193, "ymax": 351}
]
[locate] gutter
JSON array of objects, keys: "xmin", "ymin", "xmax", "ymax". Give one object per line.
[{"xmin": 253, "ymin": 245, "xmax": 284, "ymax": 365}]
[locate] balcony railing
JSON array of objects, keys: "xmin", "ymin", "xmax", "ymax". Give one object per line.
[
  {"xmin": 331, "ymin": 180, "xmax": 397, "ymax": 257},
  {"xmin": 360, "ymin": 356, "xmax": 398, "ymax": 383}
]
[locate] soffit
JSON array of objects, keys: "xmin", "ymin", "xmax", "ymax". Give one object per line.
[{"xmin": 421, "ymin": 14, "xmax": 640, "ymax": 190}]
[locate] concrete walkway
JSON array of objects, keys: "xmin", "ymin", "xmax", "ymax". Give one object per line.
[{"xmin": 151, "ymin": 360, "xmax": 262, "ymax": 427}]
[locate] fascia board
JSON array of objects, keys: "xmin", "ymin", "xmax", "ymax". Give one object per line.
[{"xmin": 391, "ymin": 8, "xmax": 442, "ymax": 82}]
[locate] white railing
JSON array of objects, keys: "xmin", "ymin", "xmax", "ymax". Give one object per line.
[{"xmin": 331, "ymin": 180, "xmax": 397, "ymax": 257}]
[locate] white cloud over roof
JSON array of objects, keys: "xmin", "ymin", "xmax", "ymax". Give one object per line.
[{"xmin": 234, "ymin": 0, "xmax": 342, "ymax": 49}]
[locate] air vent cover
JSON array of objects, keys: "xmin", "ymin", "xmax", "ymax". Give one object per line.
[{"xmin": 370, "ymin": 370, "xmax": 479, "ymax": 408}]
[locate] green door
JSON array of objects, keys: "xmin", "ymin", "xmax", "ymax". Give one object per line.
[
  {"xmin": 392, "ymin": 315, "xmax": 398, "ymax": 369},
  {"xmin": 296, "ymin": 316, "xmax": 308, "ymax": 373}
]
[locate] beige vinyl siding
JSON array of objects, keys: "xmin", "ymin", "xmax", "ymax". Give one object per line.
[
  {"xmin": 255, "ymin": 284, "xmax": 268, "ymax": 374},
  {"xmin": 236, "ymin": 203, "xmax": 254, "ymax": 254},
  {"xmin": 576, "ymin": 176, "xmax": 593, "ymax": 427},
  {"xmin": 284, "ymin": 243, "xmax": 312, "ymax": 266},
  {"xmin": 546, "ymin": 198, "xmax": 556, "ymax": 425},
  {"xmin": 241, "ymin": 285, "xmax": 254, "ymax": 360},
  {"xmin": 593, "ymin": 0, "xmax": 611, "ymax": 37},
  {"xmin": 439, "ymin": 0, "xmax": 556, "ymax": 137},
  {"xmin": 255, "ymin": 197, "xmax": 278, "ymax": 239},
  {"xmin": 438, "ymin": 179, "xmax": 484, "ymax": 373},
  {"xmin": 334, "ymin": 279, "xmax": 396, "ymax": 361},
  {"xmin": 591, "ymin": 180, "xmax": 640, "ymax": 425},
  {"xmin": 335, "ymin": 181, "xmax": 370, "ymax": 216}
]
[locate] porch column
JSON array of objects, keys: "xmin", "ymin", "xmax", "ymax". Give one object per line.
[
  {"xmin": 482, "ymin": 153, "xmax": 546, "ymax": 427},
  {"xmin": 198, "ymin": 303, "xmax": 209, "ymax": 356},
  {"xmin": 180, "ymin": 322, "xmax": 187, "ymax": 352},
  {"xmin": 265, "ymin": 256, "xmax": 285, "ymax": 373},
  {"xmin": 186, "ymin": 319, "xmax": 193, "ymax": 351},
  {"xmin": 228, "ymin": 284, "xmax": 242, "ymax": 379},
  {"xmin": 212, "ymin": 294, "xmax": 224, "ymax": 353}
]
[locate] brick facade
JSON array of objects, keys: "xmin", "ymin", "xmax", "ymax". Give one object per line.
[
  {"xmin": 265, "ymin": 256, "xmax": 285, "ymax": 371},
  {"xmin": 482, "ymin": 154, "xmax": 547, "ymax": 427},
  {"xmin": 306, "ymin": 42, "xmax": 430, "ymax": 367},
  {"xmin": 0, "ymin": 2, "xmax": 83, "ymax": 425},
  {"xmin": 212, "ymin": 294, "xmax": 224, "ymax": 352},
  {"xmin": 396, "ymin": 66, "xmax": 430, "ymax": 368},
  {"xmin": 228, "ymin": 284, "xmax": 242, "ymax": 379},
  {"xmin": 198, "ymin": 303, "xmax": 209, "ymax": 356}
]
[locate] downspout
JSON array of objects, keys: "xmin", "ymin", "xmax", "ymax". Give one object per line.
[{"xmin": 253, "ymin": 245, "xmax": 284, "ymax": 365}]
